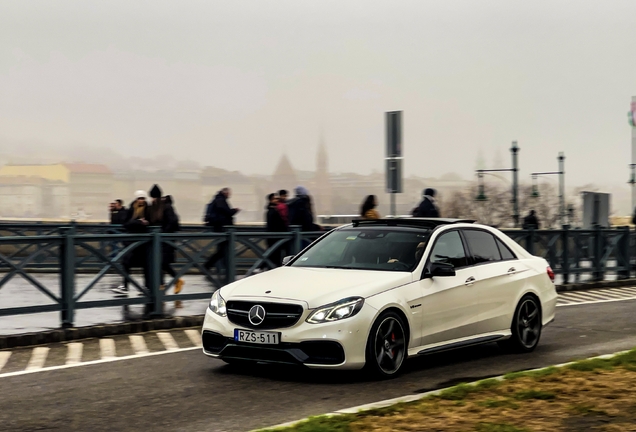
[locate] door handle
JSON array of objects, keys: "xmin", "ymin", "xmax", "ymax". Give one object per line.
[
  {"xmin": 508, "ymin": 267, "xmax": 516, "ymax": 274},
  {"xmin": 465, "ymin": 276, "xmax": 475, "ymax": 286}
]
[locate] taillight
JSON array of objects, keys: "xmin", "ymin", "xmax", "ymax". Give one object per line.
[{"xmin": 547, "ymin": 266, "xmax": 555, "ymax": 283}]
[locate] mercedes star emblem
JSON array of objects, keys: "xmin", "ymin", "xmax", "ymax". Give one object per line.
[{"xmin": 248, "ymin": 305, "xmax": 266, "ymax": 326}]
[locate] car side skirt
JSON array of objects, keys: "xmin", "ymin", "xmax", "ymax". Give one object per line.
[{"xmin": 410, "ymin": 331, "xmax": 511, "ymax": 357}]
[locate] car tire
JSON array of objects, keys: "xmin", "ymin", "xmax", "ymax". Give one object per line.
[
  {"xmin": 498, "ymin": 294, "xmax": 543, "ymax": 353},
  {"xmin": 364, "ymin": 311, "xmax": 408, "ymax": 379}
]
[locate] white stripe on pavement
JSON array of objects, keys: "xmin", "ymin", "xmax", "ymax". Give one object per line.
[
  {"xmin": 129, "ymin": 335, "xmax": 149, "ymax": 355},
  {"xmin": 0, "ymin": 352, "xmax": 10, "ymax": 372},
  {"xmin": 100, "ymin": 339, "xmax": 116, "ymax": 360},
  {"xmin": 185, "ymin": 329, "xmax": 202, "ymax": 347},
  {"xmin": 157, "ymin": 332, "xmax": 179, "ymax": 351},
  {"xmin": 0, "ymin": 347, "xmax": 201, "ymax": 380},
  {"xmin": 26, "ymin": 347, "xmax": 50, "ymax": 371},
  {"xmin": 65, "ymin": 343, "xmax": 83, "ymax": 365}
]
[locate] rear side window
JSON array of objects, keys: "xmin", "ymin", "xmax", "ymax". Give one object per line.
[
  {"xmin": 463, "ymin": 230, "xmax": 502, "ymax": 264},
  {"xmin": 496, "ymin": 238, "xmax": 516, "ymax": 260},
  {"xmin": 429, "ymin": 230, "xmax": 469, "ymax": 269}
]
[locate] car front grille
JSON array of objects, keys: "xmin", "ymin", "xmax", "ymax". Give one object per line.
[{"xmin": 226, "ymin": 300, "xmax": 304, "ymax": 330}]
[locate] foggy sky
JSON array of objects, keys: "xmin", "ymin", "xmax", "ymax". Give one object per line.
[{"xmin": 1, "ymin": 0, "xmax": 635, "ymax": 187}]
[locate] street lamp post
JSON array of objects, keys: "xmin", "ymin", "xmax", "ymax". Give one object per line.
[
  {"xmin": 530, "ymin": 152, "xmax": 566, "ymax": 226},
  {"xmin": 475, "ymin": 141, "xmax": 520, "ymax": 227}
]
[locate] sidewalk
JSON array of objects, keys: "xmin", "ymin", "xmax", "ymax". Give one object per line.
[{"xmin": 0, "ymin": 274, "xmax": 214, "ymax": 335}]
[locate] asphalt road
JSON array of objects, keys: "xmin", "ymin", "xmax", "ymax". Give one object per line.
[{"xmin": 1, "ymin": 299, "xmax": 636, "ymax": 432}]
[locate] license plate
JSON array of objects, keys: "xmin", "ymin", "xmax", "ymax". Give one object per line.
[{"xmin": 234, "ymin": 329, "xmax": 280, "ymax": 345}]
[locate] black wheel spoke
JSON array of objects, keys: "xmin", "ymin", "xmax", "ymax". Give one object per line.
[{"xmin": 373, "ymin": 317, "xmax": 406, "ymax": 375}]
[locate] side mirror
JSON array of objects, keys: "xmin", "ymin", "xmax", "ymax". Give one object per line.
[
  {"xmin": 282, "ymin": 255, "xmax": 294, "ymax": 265},
  {"xmin": 423, "ymin": 262, "xmax": 456, "ymax": 278}
]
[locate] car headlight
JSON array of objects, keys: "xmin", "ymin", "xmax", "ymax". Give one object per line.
[
  {"xmin": 306, "ymin": 297, "xmax": 364, "ymax": 324},
  {"xmin": 208, "ymin": 290, "xmax": 227, "ymax": 317}
]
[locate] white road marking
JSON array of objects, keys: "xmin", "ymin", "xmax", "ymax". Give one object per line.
[
  {"xmin": 157, "ymin": 332, "xmax": 179, "ymax": 351},
  {"xmin": 0, "ymin": 352, "xmax": 11, "ymax": 372},
  {"xmin": 65, "ymin": 343, "xmax": 83, "ymax": 365},
  {"xmin": 100, "ymin": 338, "xmax": 116, "ymax": 360},
  {"xmin": 26, "ymin": 347, "xmax": 50, "ymax": 371},
  {"xmin": 185, "ymin": 329, "xmax": 202, "ymax": 347},
  {"xmin": 0, "ymin": 347, "xmax": 200, "ymax": 379},
  {"xmin": 129, "ymin": 335, "xmax": 149, "ymax": 355}
]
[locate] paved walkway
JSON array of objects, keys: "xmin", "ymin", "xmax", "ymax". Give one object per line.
[{"xmin": 0, "ymin": 274, "xmax": 215, "ymax": 335}]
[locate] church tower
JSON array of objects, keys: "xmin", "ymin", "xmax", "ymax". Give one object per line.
[{"xmin": 313, "ymin": 134, "xmax": 333, "ymax": 215}]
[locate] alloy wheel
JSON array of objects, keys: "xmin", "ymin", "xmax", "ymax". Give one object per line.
[
  {"xmin": 373, "ymin": 316, "xmax": 406, "ymax": 375},
  {"xmin": 517, "ymin": 298, "xmax": 541, "ymax": 349}
]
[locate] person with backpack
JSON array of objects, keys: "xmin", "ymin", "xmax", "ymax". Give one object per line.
[{"xmin": 203, "ymin": 188, "xmax": 240, "ymax": 275}]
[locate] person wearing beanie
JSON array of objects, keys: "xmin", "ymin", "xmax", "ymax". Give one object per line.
[
  {"xmin": 146, "ymin": 185, "xmax": 185, "ymax": 304},
  {"xmin": 412, "ymin": 188, "xmax": 441, "ymax": 218}
]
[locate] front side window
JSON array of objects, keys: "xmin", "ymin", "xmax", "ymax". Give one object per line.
[
  {"xmin": 291, "ymin": 228, "xmax": 430, "ymax": 272},
  {"xmin": 463, "ymin": 229, "xmax": 502, "ymax": 264},
  {"xmin": 428, "ymin": 230, "xmax": 469, "ymax": 268}
]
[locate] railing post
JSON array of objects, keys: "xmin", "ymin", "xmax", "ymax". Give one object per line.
[
  {"xmin": 561, "ymin": 225, "xmax": 569, "ymax": 285},
  {"xmin": 59, "ymin": 226, "xmax": 76, "ymax": 328},
  {"xmin": 149, "ymin": 228, "xmax": 163, "ymax": 317},
  {"xmin": 226, "ymin": 228, "xmax": 236, "ymax": 284},
  {"xmin": 526, "ymin": 229, "xmax": 535, "ymax": 255},
  {"xmin": 291, "ymin": 226, "xmax": 302, "ymax": 255},
  {"xmin": 619, "ymin": 226, "xmax": 631, "ymax": 280},
  {"xmin": 593, "ymin": 225, "xmax": 603, "ymax": 282}
]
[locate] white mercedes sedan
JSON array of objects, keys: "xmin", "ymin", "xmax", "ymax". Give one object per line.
[{"xmin": 201, "ymin": 218, "xmax": 557, "ymax": 378}]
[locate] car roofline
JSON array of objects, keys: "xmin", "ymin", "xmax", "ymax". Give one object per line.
[{"xmin": 350, "ymin": 218, "xmax": 476, "ymax": 229}]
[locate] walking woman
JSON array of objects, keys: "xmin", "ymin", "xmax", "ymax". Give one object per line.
[
  {"xmin": 148, "ymin": 185, "xmax": 185, "ymax": 305},
  {"xmin": 360, "ymin": 195, "xmax": 380, "ymax": 220},
  {"xmin": 112, "ymin": 190, "xmax": 151, "ymax": 295}
]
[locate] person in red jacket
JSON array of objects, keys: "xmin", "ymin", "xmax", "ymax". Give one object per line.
[{"xmin": 277, "ymin": 189, "xmax": 289, "ymax": 227}]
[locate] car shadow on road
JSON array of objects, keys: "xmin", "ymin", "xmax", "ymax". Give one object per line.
[{"xmin": 205, "ymin": 342, "xmax": 543, "ymax": 386}]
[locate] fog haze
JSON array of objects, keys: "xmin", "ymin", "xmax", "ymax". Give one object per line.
[{"xmin": 1, "ymin": 0, "xmax": 635, "ymax": 185}]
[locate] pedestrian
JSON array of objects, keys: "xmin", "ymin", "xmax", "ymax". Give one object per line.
[
  {"xmin": 277, "ymin": 189, "xmax": 289, "ymax": 227},
  {"xmin": 147, "ymin": 186, "xmax": 185, "ymax": 306},
  {"xmin": 413, "ymin": 188, "xmax": 440, "ymax": 218},
  {"xmin": 112, "ymin": 190, "xmax": 151, "ymax": 296},
  {"xmin": 110, "ymin": 199, "xmax": 127, "ymax": 225},
  {"xmin": 257, "ymin": 193, "xmax": 288, "ymax": 271},
  {"xmin": 204, "ymin": 188, "xmax": 240, "ymax": 276},
  {"xmin": 287, "ymin": 186, "xmax": 321, "ymax": 232},
  {"xmin": 360, "ymin": 195, "xmax": 380, "ymax": 220},
  {"xmin": 108, "ymin": 199, "xmax": 127, "ymax": 259},
  {"xmin": 522, "ymin": 210, "xmax": 540, "ymax": 230}
]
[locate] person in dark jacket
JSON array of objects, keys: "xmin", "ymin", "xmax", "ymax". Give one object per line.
[
  {"xmin": 204, "ymin": 188, "xmax": 240, "ymax": 274},
  {"xmin": 413, "ymin": 188, "xmax": 440, "ymax": 218},
  {"xmin": 108, "ymin": 199, "xmax": 127, "ymax": 259},
  {"xmin": 522, "ymin": 210, "xmax": 540, "ymax": 230},
  {"xmin": 110, "ymin": 200, "xmax": 127, "ymax": 225},
  {"xmin": 257, "ymin": 193, "xmax": 288, "ymax": 271},
  {"xmin": 287, "ymin": 186, "xmax": 321, "ymax": 232},
  {"xmin": 147, "ymin": 185, "xmax": 184, "ymax": 301},
  {"xmin": 112, "ymin": 190, "xmax": 151, "ymax": 295}
]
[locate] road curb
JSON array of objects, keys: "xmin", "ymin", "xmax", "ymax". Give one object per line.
[
  {"xmin": 252, "ymin": 349, "xmax": 631, "ymax": 432},
  {"xmin": 0, "ymin": 315, "xmax": 204, "ymax": 350}
]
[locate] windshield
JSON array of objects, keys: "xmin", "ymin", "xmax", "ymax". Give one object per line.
[{"xmin": 291, "ymin": 228, "xmax": 430, "ymax": 272}]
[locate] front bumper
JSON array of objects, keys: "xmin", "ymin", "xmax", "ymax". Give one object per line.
[{"xmin": 201, "ymin": 304, "xmax": 376, "ymax": 370}]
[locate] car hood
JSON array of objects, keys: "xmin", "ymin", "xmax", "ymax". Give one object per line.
[{"xmin": 221, "ymin": 267, "xmax": 413, "ymax": 308}]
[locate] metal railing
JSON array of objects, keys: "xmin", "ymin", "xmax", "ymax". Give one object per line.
[
  {"xmin": 0, "ymin": 224, "xmax": 634, "ymax": 328},
  {"xmin": 0, "ymin": 226, "xmax": 325, "ymax": 327}
]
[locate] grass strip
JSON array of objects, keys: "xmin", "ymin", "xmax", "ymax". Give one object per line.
[{"xmin": 258, "ymin": 348, "xmax": 636, "ymax": 432}]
